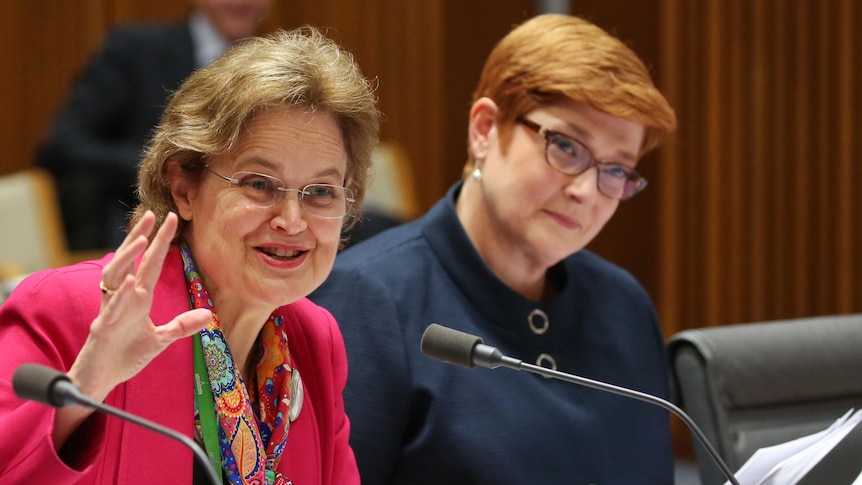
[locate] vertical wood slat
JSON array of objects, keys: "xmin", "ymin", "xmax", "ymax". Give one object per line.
[
  {"xmin": 704, "ymin": 0, "xmax": 724, "ymax": 326},
  {"xmin": 791, "ymin": 1, "xmax": 813, "ymax": 315},
  {"xmin": 0, "ymin": 2, "xmax": 27, "ymax": 175},
  {"xmin": 815, "ymin": 4, "xmax": 835, "ymax": 315},
  {"xmin": 750, "ymin": 0, "xmax": 767, "ymax": 319},
  {"xmin": 726, "ymin": 0, "xmax": 746, "ymax": 324},
  {"xmin": 768, "ymin": 0, "xmax": 790, "ymax": 319},
  {"xmin": 836, "ymin": 0, "xmax": 855, "ymax": 311},
  {"xmin": 658, "ymin": 0, "xmax": 682, "ymax": 330}
]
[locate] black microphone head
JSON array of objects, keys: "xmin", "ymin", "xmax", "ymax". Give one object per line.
[
  {"xmin": 13, "ymin": 363, "xmax": 72, "ymax": 407},
  {"xmin": 421, "ymin": 323, "xmax": 482, "ymax": 368}
]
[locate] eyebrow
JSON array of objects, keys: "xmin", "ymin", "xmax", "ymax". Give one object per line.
[{"xmin": 235, "ymin": 156, "xmax": 345, "ymax": 180}]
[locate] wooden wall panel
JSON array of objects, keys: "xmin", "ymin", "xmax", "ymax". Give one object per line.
[
  {"xmin": 0, "ymin": 2, "xmax": 106, "ymax": 175},
  {"xmin": 659, "ymin": 0, "xmax": 862, "ymax": 332}
]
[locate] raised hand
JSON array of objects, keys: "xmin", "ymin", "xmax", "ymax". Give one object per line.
[{"xmin": 53, "ymin": 211, "xmax": 211, "ymax": 450}]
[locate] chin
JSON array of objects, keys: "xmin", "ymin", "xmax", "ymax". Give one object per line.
[{"xmin": 270, "ymin": 281, "xmax": 319, "ymax": 306}]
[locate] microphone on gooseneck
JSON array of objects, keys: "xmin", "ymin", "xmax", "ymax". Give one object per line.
[
  {"xmin": 420, "ymin": 323, "xmax": 741, "ymax": 485},
  {"xmin": 12, "ymin": 363, "xmax": 220, "ymax": 485}
]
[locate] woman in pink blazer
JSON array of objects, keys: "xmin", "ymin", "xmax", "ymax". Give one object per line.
[{"xmin": 0, "ymin": 26, "xmax": 379, "ymax": 485}]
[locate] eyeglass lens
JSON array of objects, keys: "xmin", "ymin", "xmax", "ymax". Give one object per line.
[
  {"xmin": 544, "ymin": 134, "xmax": 644, "ymax": 200},
  {"xmin": 518, "ymin": 118, "xmax": 646, "ymax": 200},
  {"xmin": 227, "ymin": 171, "xmax": 353, "ymax": 218}
]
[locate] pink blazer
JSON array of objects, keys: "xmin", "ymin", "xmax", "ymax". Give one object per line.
[{"xmin": 0, "ymin": 248, "xmax": 359, "ymax": 484}]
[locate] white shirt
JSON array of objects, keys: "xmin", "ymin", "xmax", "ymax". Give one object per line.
[{"xmin": 188, "ymin": 11, "xmax": 228, "ymax": 69}]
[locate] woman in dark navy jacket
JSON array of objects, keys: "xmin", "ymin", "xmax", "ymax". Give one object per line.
[{"xmin": 312, "ymin": 13, "xmax": 678, "ymax": 485}]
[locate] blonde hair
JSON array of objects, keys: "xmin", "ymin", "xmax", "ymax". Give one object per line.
[
  {"xmin": 132, "ymin": 27, "xmax": 380, "ymax": 235},
  {"xmin": 464, "ymin": 14, "xmax": 676, "ymax": 177}
]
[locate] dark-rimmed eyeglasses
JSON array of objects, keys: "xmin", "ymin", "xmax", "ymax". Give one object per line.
[
  {"xmin": 517, "ymin": 117, "xmax": 647, "ymax": 201},
  {"xmin": 206, "ymin": 167, "xmax": 355, "ymax": 219}
]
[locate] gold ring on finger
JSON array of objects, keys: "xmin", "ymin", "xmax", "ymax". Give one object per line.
[{"xmin": 99, "ymin": 281, "xmax": 118, "ymax": 296}]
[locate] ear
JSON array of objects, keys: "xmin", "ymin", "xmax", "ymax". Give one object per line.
[
  {"xmin": 166, "ymin": 162, "xmax": 198, "ymax": 221},
  {"xmin": 468, "ymin": 97, "xmax": 498, "ymax": 161}
]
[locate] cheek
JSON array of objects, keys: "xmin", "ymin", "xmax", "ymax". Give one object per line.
[
  {"xmin": 512, "ymin": 171, "xmax": 556, "ymax": 209},
  {"xmin": 191, "ymin": 195, "xmax": 260, "ymax": 244},
  {"xmin": 316, "ymin": 220, "xmax": 346, "ymax": 250},
  {"xmin": 310, "ymin": 222, "xmax": 342, "ymax": 280},
  {"xmin": 195, "ymin": 186, "xmax": 249, "ymax": 219}
]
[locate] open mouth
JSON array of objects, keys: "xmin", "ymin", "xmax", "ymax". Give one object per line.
[{"xmin": 258, "ymin": 246, "xmax": 305, "ymax": 261}]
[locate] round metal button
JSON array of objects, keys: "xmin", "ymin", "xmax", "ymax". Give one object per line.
[
  {"xmin": 536, "ymin": 353, "xmax": 557, "ymax": 371},
  {"xmin": 527, "ymin": 308, "xmax": 549, "ymax": 335}
]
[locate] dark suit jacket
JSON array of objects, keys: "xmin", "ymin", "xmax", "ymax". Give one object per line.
[{"xmin": 38, "ymin": 22, "xmax": 196, "ymax": 250}]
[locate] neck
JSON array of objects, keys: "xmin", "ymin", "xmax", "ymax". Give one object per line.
[
  {"xmin": 215, "ymin": 298, "xmax": 272, "ymax": 382},
  {"xmin": 456, "ymin": 180, "xmax": 550, "ymax": 301}
]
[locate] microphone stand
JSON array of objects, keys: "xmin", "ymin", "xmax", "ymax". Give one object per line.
[
  {"xmin": 471, "ymin": 344, "xmax": 741, "ymax": 485},
  {"xmin": 71, "ymin": 391, "xmax": 221, "ymax": 485},
  {"xmin": 13, "ymin": 364, "xmax": 221, "ymax": 485}
]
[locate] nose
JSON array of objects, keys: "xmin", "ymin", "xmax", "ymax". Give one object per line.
[
  {"xmin": 270, "ymin": 191, "xmax": 308, "ymax": 233},
  {"xmin": 563, "ymin": 165, "xmax": 601, "ymax": 200}
]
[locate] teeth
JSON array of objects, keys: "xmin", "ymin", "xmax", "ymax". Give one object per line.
[{"xmin": 261, "ymin": 247, "xmax": 300, "ymax": 258}]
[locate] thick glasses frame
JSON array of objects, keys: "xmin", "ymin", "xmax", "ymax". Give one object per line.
[
  {"xmin": 206, "ymin": 167, "xmax": 355, "ymax": 219},
  {"xmin": 516, "ymin": 117, "xmax": 647, "ymax": 201}
]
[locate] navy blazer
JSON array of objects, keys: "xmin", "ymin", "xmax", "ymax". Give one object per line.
[{"xmin": 311, "ymin": 182, "xmax": 675, "ymax": 485}]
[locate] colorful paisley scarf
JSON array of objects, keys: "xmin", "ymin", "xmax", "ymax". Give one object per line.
[{"xmin": 181, "ymin": 243, "xmax": 301, "ymax": 484}]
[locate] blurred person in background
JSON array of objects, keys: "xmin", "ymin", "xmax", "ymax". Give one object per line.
[{"xmin": 37, "ymin": 0, "xmax": 273, "ymax": 251}]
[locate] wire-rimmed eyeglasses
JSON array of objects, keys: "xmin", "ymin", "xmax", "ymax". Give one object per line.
[
  {"xmin": 206, "ymin": 167, "xmax": 355, "ymax": 219},
  {"xmin": 517, "ymin": 117, "xmax": 647, "ymax": 201}
]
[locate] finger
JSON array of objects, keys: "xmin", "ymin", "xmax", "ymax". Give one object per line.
[
  {"xmin": 115, "ymin": 211, "xmax": 156, "ymax": 258},
  {"xmin": 95, "ymin": 274, "xmax": 137, "ymax": 322},
  {"xmin": 154, "ymin": 308, "xmax": 213, "ymax": 344},
  {"xmin": 102, "ymin": 212, "xmax": 157, "ymax": 284},
  {"xmin": 135, "ymin": 212, "xmax": 179, "ymax": 291},
  {"xmin": 101, "ymin": 236, "xmax": 148, "ymax": 290}
]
